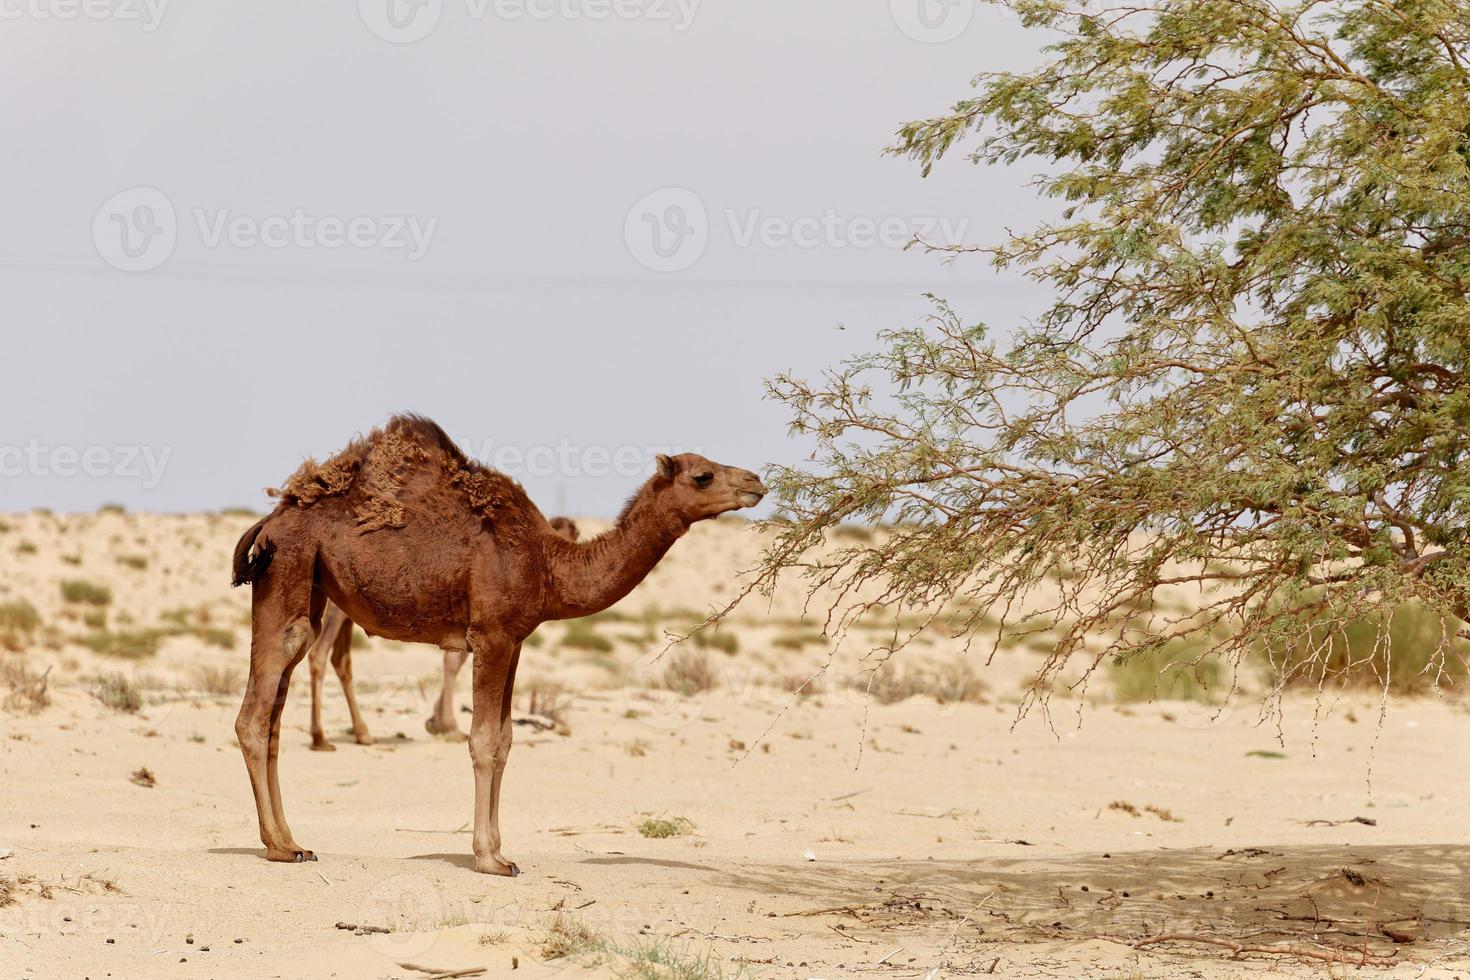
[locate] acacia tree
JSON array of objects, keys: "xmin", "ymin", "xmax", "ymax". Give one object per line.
[{"xmin": 734, "ymin": 0, "xmax": 1470, "ymax": 707}]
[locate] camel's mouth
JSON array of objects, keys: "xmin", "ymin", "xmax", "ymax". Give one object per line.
[{"xmin": 738, "ymin": 490, "xmax": 765, "ymax": 508}]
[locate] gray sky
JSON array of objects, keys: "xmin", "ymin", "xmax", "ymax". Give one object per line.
[{"xmin": 1, "ymin": 1, "xmax": 1052, "ymax": 515}]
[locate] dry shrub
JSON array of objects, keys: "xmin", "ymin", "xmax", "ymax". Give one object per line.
[
  {"xmin": 1268, "ymin": 603, "xmax": 1470, "ymax": 695},
  {"xmin": 0, "ymin": 600, "xmax": 41, "ymax": 653},
  {"xmin": 932, "ymin": 660, "xmax": 988, "ymax": 704},
  {"xmin": 861, "ymin": 666, "xmax": 922, "ymax": 705},
  {"xmin": 637, "ymin": 816, "xmax": 694, "ymax": 839},
  {"xmin": 540, "ymin": 914, "xmax": 606, "ymax": 960},
  {"xmin": 780, "ymin": 672, "xmax": 823, "ymax": 697},
  {"xmin": 691, "ymin": 629, "xmax": 738, "ymax": 655},
  {"xmin": 1, "ymin": 655, "xmax": 50, "ymax": 713},
  {"xmin": 94, "ymin": 672, "xmax": 142, "ymax": 713},
  {"xmin": 130, "ymin": 767, "xmax": 156, "ymax": 788},
  {"xmin": 522, "ymin": 680, "xmax": 572, "ymax": 735},
  {"xmin": 190, "ymin": 664, "xmax": 243, "ymax": 696},
  {"xmin": 661, "ymin": 649, "xmax": 715, "ymax": 695},
  {"xmin": 772, "ymin": 630, "xmax": 824, "ymax": 651}
]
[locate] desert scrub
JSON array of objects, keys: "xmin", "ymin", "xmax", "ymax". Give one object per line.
[
  {"xmin": 561, "ymin": 619, "xmax": 613, "ymax": 653},
  {"xmin": 661, "ymin": 649, "xmax": 715, "ymax": 695},
  {"xmin": 1, "ymin": 655, "xmax": 50, "ymax": 712},
  {"xmin": 98, "ymin": 503, "xmax": 127, "ymax": 515},
  {"xmin": 0, "ymin": 601, "xmax": 41, "ymax": 635},
  {"xmin": 93, "ymin": 672, "xmax": 142, "ymax": 713},
  {"xmin": 1109, "ymin": 637, "xmax": 1225, "ymax": 703},
  {"xmin": 932, "ymin": 659, "xmax": 988, "ymax": 704},
  {"xmin": 114, "ymin": 554, "xmax": 148, "ymax": 571},
  {"xmin": 771, "ymin": 630, "xmax": 824, "ymax": 651},
  {"xmin": 691, "ymin": 629, "xmax": 738, "ymax": 655},
  {"xmin": 15, "ymin": 540, "xmax": 37, "ymax": 556},
  {"xmin": 78, "ymin": 628, "xmax": 172, "ymax": 659},
  {"xmin": 540, "ymin": 914, "xmax": 607, "ymax": 960},
  {"xmin": 637, "ymin": 816, "xmax": 694, "ymax": 839},
  {"xmin": 60, "ymin": 580, "xmax": 111, "ymax": 606},
  {"xmin": 189, "ymin": 664, "xmax": 243, "ymax": 696},
  {"xmin": 1264, "ymin": 603, "xmax": 1470, "ymax": 695}
]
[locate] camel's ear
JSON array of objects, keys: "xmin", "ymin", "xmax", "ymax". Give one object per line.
[{"xmin": 655, "ymin": 454, "xmax": 675, "ymax": 479}]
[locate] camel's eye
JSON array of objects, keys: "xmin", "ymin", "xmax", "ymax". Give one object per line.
[{"xmin": 693, "ymin": 472, "xmax": 714, "ymax": 489}]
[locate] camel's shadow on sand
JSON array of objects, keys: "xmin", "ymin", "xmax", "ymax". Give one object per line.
[{"xmin": 716, "ymin": 843, "xmax": 1470, "ymax": 959}]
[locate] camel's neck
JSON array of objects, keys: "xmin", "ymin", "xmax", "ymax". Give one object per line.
[{"xmin": 544, "ymin": 487, "xmax": 687, "ymax": 619}]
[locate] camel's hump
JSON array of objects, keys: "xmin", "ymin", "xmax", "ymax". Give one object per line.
[{"xmin": 270, "ymin": 414, "xmax": 528, "ymax": 531}]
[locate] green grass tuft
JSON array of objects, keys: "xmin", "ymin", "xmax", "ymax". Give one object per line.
[{"xmin": 60, "ymin": 580, "xmax": 112, "ymax": 606}]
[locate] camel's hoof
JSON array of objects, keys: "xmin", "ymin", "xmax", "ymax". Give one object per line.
[
  {"xmin": 266, "ymin": 847, "xmax": 316, "ymax": 863},
  {"xmin": 474, "ymin": 857, "xmax": 521, "ymax": 877},
  {"xmin": 310, "ymin": 741, "xmax": 336, "ymax": 752},
  {"xmin": 355, "ymin": 734, "xmax": 375, "ymax": 746}
]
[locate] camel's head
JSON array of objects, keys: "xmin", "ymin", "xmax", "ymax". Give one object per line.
[{"xmin": 655, "ymin": 453, "xmax": 766, "ymax": 521}]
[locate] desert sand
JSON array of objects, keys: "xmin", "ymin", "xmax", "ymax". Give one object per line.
[{"xmin": 1, "ymin": 510, "xmax": 1468, "ymax": 979}]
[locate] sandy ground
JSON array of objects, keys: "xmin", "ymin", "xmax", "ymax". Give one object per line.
[{"xmin": 1, "ymin": 511, "xmax": 1469, "ymax": 979}]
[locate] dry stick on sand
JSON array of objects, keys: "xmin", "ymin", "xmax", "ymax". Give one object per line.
[
  {"xmin": 397, "ymin": 965, "xmax": 487, "ymax": 979},
  {"xmin": 1132, "ymin": 933, "xmax": 1397, "ymax": 967}
]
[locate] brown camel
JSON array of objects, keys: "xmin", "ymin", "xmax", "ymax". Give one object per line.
[
  {"xmin": 231, "ymin": 415, "xmax": 764, "ymax": 874},
  {"xmin": 305, "ymin": 517, "xmax": 581, "ymax": 750}
]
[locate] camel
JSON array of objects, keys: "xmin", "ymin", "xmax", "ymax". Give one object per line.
[
  {"xmin": 305, "ymin": 517, "xmax": 581, "ymax": 750},
  {"xmin": 231, "ymin": 415, "xmax": 764, "ymax": 875}
]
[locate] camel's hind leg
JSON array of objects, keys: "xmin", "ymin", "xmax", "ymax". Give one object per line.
[
  {"xmin": 306, "ymin": 612, "xmax": 338, "ymax": 752},
  {"xmin": 235, "ymin": 567, "xmax": 318, "ymax": 863},
  {"xmin": 425, "ymin": 640, "xmax": 469, "ymax": 738},
  {"xmin": 329, "ymin": 619, "xmax": 373, "ymax": 745}
]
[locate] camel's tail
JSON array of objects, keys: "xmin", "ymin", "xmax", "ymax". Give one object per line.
[{"xmin": 231, "ymin": 517, "xmax": 275, "ymax": 587}]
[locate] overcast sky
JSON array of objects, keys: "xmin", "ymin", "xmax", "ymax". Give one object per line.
[{"xmin": 1, "ymin": 1, "xmax": 1053, "ymax": 515}]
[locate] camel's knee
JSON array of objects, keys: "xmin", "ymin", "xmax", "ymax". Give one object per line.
[
  {"xmin": 235, "ymin": 710, "xmax": 268, "ymax": 760},
  {"xmin": 468, "ymin": 726, "xmax": 505, "ymax": 769}
]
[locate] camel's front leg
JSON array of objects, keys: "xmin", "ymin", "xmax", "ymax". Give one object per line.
[
  {"xmin": 468, "ymin": 630, "xmax": 521, "ymax": 876},
  {"xmin": 426, "ymin": 642, "xmax": 469, "ymax": 738}
]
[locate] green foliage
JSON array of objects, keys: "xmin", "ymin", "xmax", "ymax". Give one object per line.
[
  {"xmin": 60, "ymin": 580, "xmax": 111, "ymax": 606},
  {"xmin": 79, "ymin": 628, "xmax": 171, "ymax": 658},
  {"xmin": 0, "ymin": 601, "xmax": 41, "ymax": 635},
  {"xmin": 561, "ymin": 620, "xmax": 613, "ymax": 653},
  {"xmin": 1109, "ymin": 638, "xmax": 1225, "ymax": 703},
  {"xmin": 730, "ymin": 0, "xmax": 1470, "ymax": 712},
  {"xmin": 637, "ymin": 816, "xmax": 695, "ymax": 839},
  {"xmin": 691, "ymin": 629, "xmax": 738, "ymax": 655}
]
